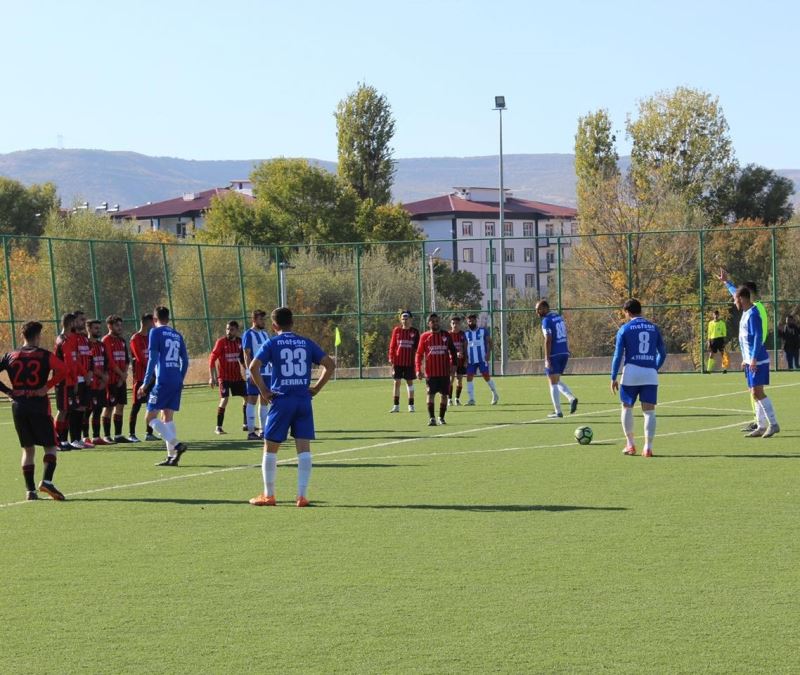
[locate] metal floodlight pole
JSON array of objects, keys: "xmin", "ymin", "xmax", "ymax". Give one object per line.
[
  {"xmin": 429, "ymin": 246, "xmax": 441, "ymax": 312},
  {"xmin": 279, "ymin": 261, "xmax": 295, "ymax": 307},
  {"xmin": 494, "ymin": 96, "xmax": 507, "ymax": 376}
]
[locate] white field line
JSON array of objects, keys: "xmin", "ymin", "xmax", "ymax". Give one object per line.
[{"xmin": 1, "ymin": 383, "xmax": 797, "ymax": 510}]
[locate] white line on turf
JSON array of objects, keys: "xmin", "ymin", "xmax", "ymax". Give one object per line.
[{"xmin": 1, "ymin": 383, "xmax": 797, "ymax": 509}]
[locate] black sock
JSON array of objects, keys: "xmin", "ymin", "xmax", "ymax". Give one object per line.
[
  {"xmin": 82, "ymin": 408, "xmax": 91, "ymax": 438},
  {"xmin": 92, "ymin": 408, "xmax": 102, "ymax": 438},
  {"xmin": 43, "ymin": 454, "xmax": 57, "ymax": 482},
  {"xmin": 427, "ymin": 402, "xmax": 435, "ymax": 418},
  {"xmin": 409, "ymin": 397, "xmax": 414, "ymax": 405},
  {"xmin": 103, "ymin": 416, "xmax": 111, "ymax": 437},
  {"xmin": 456, "ymin": 385, "xmax": 462, "ymax": 399},
  {"xmin": 22, "ymin": 464, "xmax": 36, "ymax": 491},
  {"xmin": 129, "ymin": 401, "xmax": 141, "ymax": 435},
  {"xmin": 393, "ymin": 396, "xmax": 400, "ymax": 406},
  {"xmin": 69, "ymin": 410, "xmax": 84, "ymax": 442},
  {"xmin": 242, "ymin": 403, "xmax": 247, "ymax": 426},
  {"xmin": 439, "ymin": 402, "xmax": 447, "ymax": 419},
  {"xmin": 146, "ymin": 424, "xmax": 153, "ymax": 435},
  {"xmin": 57, "ymin": 419, "xmax": 69, "ymax": 444},
  {"xmin": 217, "ymin": 407, "xmax": 225, "ymax": 428},
  {"xmin": 113, "ymin": 414, "xmax": 123, "ymax": 436}
]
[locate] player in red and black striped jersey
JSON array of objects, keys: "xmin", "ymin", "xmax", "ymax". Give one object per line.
[
  {"xmin": 73, "ymin": 310, "xmax": 95, "ymax": 447},
  {"xmin": 448, "ymin": 316, "xmax": 467, "ymax": 406},
  {"xmin": 102, "ymin": 315, "xmax": 130, "ymax": 443},
  {"xmin": 54, "ymin": 312, "xmax": 86, "ymax": 450},
  {"xmin": 415, "ymin": 313, "xmax": 457, "ymax": 427},
  {"xmin": 86, "ymin": 319, "xmax": 110, "ymax": 445},
  {"xmin": 0, "ymin": 321, "xmax": 68, "ymax": 500},
  {"xmin": 208, "ymin": 320, "xmax": 246, "ymax": 434},
  {"xmin": 128, "ymin": 313, "xmax": 154, "ymax": 442},
  {"xmin": 388, "ymin": 310, "xmax": 420, "ymax": 413}
]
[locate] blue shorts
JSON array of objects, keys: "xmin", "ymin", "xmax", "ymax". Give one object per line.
[
  {"xmin": 466, "ymin": 361, "xmax": 489, "ymax": 376},
  {"xmin": 147, "ymin": 382, "xmax": 183, "ymax": 412},
  {"xmin": 264, "ymin": 395, "xmax": 315, "ymax": 443},
  {"xmin": 744, "ymin": 364, "xmax": 770, "ymax": 388},
  {"xmin": 246, "ymin": 374, "xmax": 270, "ymax": 397},
  {"xmin": 620, "ymin": 384, "xmax": 658, "ymax": 407},
  {"xmin": 545, "ymin": 354, "xmax": 569, "ymax": 376}
]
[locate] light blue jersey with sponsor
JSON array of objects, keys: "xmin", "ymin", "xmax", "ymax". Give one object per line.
[
  {"xmin": 254, "ymin": 332, "xmax": 326, "ymax": 397},
  {"xmin": 464, "ymin": 327, "xmax": 489, "ymax": 365},
  {"xmin": 541, "ymin": 311, "xmax": 569, "ymax": 356},
  {"xmin": 142, "ymin": 325, "xmax": 188, "ymax": 386},
  {"xmin": 242, "ymin": 327, "xmax": 271, "ymax": 377}
]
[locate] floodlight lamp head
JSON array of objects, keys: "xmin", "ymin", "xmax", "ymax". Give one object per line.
[{"xmin": 494, "ymin": 96, "xmax": 506, "ymax": 109}]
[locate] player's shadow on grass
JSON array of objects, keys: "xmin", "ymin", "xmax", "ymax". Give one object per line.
[
  {"xmin": 664, "ymin": 453, "xmax": 800, "ymax": 459},
  {"xmin": 333, "ymin": 504, "xmax": 627, "ymax": 513}
]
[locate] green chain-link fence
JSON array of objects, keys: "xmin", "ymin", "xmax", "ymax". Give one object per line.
[{"xmin": 2, "ymin": 226, "xmax": 799, "ymax": 381}]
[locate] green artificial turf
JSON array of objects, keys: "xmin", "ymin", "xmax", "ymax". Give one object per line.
[{"xmin": 1, "ymin": 374, "xmax": 798, "ymax": 673}]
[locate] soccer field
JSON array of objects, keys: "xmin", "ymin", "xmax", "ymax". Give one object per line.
[{"xmin": 1, "ymin": 374, "xmax": 798, "ymax": 673}]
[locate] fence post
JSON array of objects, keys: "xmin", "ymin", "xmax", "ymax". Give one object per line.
[
  {"xmin": 196, "ymin": 245, "xmax": 213, "ymax": 351},
  {"xmin": 556, "ymin": 236, "xmax": 563, "ymax": 314},
  {"xmin": 420, "ymin": 240, "xmax": 427, "ymax": 318},
  {"xmin": 125, "ymin": 241, "xmax": 139, "ymax": 324},
  {"xmin": 47, "ymin": 238, "xmax": 60, "ymax": 324},
  {"xmin": 87, "ymin": 240, "xmax": 101, "ymax": 318},
  {"xmin": 626, "ymin": 233, "xmax": 633, "ymax": 297},
  {"xmin": 356, "ymin": 243, "xmax": 363, "ymax": 379},
  {"xmin": 160, "ymin": 244, "xmax": 175, "ymax": 328},
  {"xmin": 698, "ymin": 230, "xmax": 706, "ymax": 373},
  {"xmin": 2, "ymin": 237, "xmax": 17, "ymax": 348},
  {"xmin": 236, "ymin": 245, "xmax": 247, "ymax": 322},
  {"xmin": 274, "ymin": 246, "xmax": 282, "ymax": 306},
  {"xmin": 771, "ymin": 228, "xmax": 779, "ymax": 370}
]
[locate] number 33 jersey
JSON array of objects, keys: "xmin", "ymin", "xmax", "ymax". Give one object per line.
[
  {"xmin": 144, "ymin": 325, "xmax": 189, "ymax": 386},
  {"xmin": 611, "ymin": 317, "xmax": 666, "ymax": 386},
  {"xmin": 254, "ymin": 332, "xmax": 326, "ymax": 397}
]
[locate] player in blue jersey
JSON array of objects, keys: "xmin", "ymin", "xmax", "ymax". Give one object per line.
[
  {"xmin": 536, "ymin": 300, "xmax": 578, "ymax": 418},
  {"xmin": 242, "ymin": 309, "xmax": 271, "ymax": 440},
  {"xmin": 610, "ymin": 299, "xmax": 666, "ymax": 458},
  {"xmin": 247, "ymin": 307, "xmax": 335, "ymax": 507},
  {"xmin": 140, "ymin": 306, "xmax": 190, "ymax": 466},
  {"xmin": 463, "ymin": 314, "xmax": 499, "ymax": 405},
  {"xmin": 734, "ymin": 286, "xmax": 780, "ymax": 437}
]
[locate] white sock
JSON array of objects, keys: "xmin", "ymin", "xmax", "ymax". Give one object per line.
[
  {"xmin": 621, "ymin": 407, "xmax": 634, "ymax": 447},
  {"xmin": 297, "ymin": 451, "xmax": 312, "ymax": 498},
  {"xmin": 549, "ymin": 384, "xmax": 562, "ymax": 414},
  {"xmin": 758, "ymin": 397, "xmax": 778, "ymax": 426},
  {"xmin": 754, "ymin": 399, "xmax": 768, "ymax": 428},
  {"xmin": 557, "ymin": 381, "xmax": 575, "ymax": 401},
  {"xmin": 262, "ymin": 452, "xmax": 277, "ymax": 496},
  {"xmin": 150, "ymin": 418, "xmax": 167, "ymax": 439},
  {"xmin": 467, "ymin": 381, "xmax": 475, "ymax": 399},
  {"xmin": 407, "ymin": 384, "xmax": 414, "ymax": 398},
  {"xmin": 259, "ymin": 402, "xmax": 269, "ymax": 433},
  {"xmin": 487, "ymin": 379, "xmax": 497, "ymax": 394},
  {"xmin": 165, "ymin": 421, "xmax": 178, "ymax": 455},
  {"xmin": 246, "ymin": 403, "xmax": 256, "ymax": 432},
  {"xmin": 643, "ymin": 410, "xmax": 656, "ymax": 449}
]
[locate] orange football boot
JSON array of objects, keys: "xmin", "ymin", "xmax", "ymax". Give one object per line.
[
  {"xmin": 249, "ymin": 493, "xmax": 276, "ymax": 506},
  {"xmin": 622, "ymin": 446, "xmax": 637, "ymax": 456},
  {"xmin": 642, "ymin": 448, "xmax": 653, "ymax": 458},
  {"xmin": 296, "ymin": 496, "xmax": 310, "ymax": 508}
]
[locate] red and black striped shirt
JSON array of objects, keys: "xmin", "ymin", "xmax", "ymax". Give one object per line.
[
  {"xmin": 415, "ymin": 330, "xmax": 457, "ymax": 378},
  {"xmin": 389, "ymin": 326, "xmax": 420, "ymax": 367},
  {"xmin": 102, "ymin": 334, "xmax": 129, "ymax": 386},
  {"xmin": 89, "ymin": 339, "xmax": 107, "ymax": 391},
  {"xmin": 209, "ymin": 336, "xmax": 244, "ymax": 381},
  {"xmin": 0, "ymin": 347, "xmax": 66, "ymax": 414},
  {"xmin": 448, "ymin": 330, "xmax": 467, "ymax": 368},
  {"xmin": 130, "ymin": 332, "xmax": 149, "ymax": 383}
]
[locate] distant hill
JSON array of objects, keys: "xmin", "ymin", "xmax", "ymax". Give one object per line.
[{"xmin": 0, "ymin": 148, "xmax": 797, "ymax": 210}]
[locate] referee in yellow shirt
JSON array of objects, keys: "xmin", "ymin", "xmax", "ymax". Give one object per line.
[{"xmin": 706, "ymin": 310, "xmax": 728, "ymax": 373}]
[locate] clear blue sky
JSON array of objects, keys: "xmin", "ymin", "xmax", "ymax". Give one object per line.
[{"xmin": 1, "ymin": 0, "xmax": 798, "ymax": 167}]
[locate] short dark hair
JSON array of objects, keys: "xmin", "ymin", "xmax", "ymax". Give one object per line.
[
  {"xmin": 744, "ymin": 281, "xmax": 758, "ymax": 295},
  {"xmin": 537, "ymin": 299, "xmax": 550, "ymax": 311},
  {"xmin": 427, "ymin": 313, "xmax": 439, "ymax": 322},
  {"xmin": 466, "ymin": 313, "xmax": 478, "ymax": 320},
  {"xmin": 106, "ymin": 314, "xmax": 122, "ymax": 325},
  {"xmin": 227, "ymin": 320, "xmax": 239, "ymax": 328},
  {"xmin": 61, "ymin": 312, "xmax": 75, "ymax": 331},
  {"xmin": 87, "ymin": 319, "xmax": 101, "ymax": 328},
  {"xmin": 400, "ymin": 310, "xmax": 412, "ymax": 319},
  {"xmin": 623, "ymin": 298, "xmax": 642, "ymax": 315},
  {"xmin": 73, "ymin": 309, "xmax": 86, "ymax": 318},
  {"xmin": 735, "ymin": 286, "xmax": 751, "ymax": 300},
  {"xmin": 22, "ymin": 321, "xmax": 42, "ymax": 341},
  {"xmin": 141, "ymin": 313, "xmax": 154, "ymax": 323},
  {"xmin": 251, "ymin": 309, "xmax": 266, "ymax": 321},
  {"xmin": 154, "ymin": 306, "xmax": 170, "ymax": 322},
  {"xmin": 713, "ymin": 310, "xmax": 720, "ymax": 316},
  {"xmin": 271, "ymin": 306, "xmax": 293, "ymax": 329}
]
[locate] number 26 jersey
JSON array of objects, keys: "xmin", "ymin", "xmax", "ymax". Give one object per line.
[
  {"xmin": 145, "ymin": 325, "xmax": 189, "ymax": 386},
  {"xmin": 254, "ymin": 332, "xmax": 326, "ymax": 398}
]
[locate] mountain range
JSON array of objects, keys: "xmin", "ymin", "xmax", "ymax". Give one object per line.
[{"xmin": 0, "ymin": 148, "xmax": 798, "ymax": 210}]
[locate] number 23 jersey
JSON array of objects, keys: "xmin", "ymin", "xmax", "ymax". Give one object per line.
[{"xmin": 254, "ymin": 332, "xmax": 325, "ymax": 398}]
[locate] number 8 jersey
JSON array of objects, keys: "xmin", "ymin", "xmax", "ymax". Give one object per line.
[
  {"xmin": 254, "ymin": 331, "xmax": 326, "ymax": 397},
  {"xmin": 610, "ymin": 316, "xmax": 666, "ymax": 385}
]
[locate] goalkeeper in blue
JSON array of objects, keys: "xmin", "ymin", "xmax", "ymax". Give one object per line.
[
  {"xmin": 610, "ymin": 299, "xmax": 666, "ymax": 458},
  {"xmin": 734, "ymin": 286, "xmax": 780, "ymax": 437}
]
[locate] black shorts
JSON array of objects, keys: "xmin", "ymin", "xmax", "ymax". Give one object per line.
[
  {"xmin": 392, "ymin": 365, "xmax": 415, "ymax": 381},
  {"xmin": 708, "ymin": 338, "xmax": 726, "ymax": 354},
  {"xmin": 12, "ymin": 403, "xmax": 58, "ymax": 448},
  {"xmin": 89, "ymin": 388, "xmax": 107, "ymax": 408},
  {"xmin": 55, "ymin": 383, "xmax": 74, "ymax": 412},
  {"xmin": 453, "ymin": 365, "xmax": 466, "ymax": 376},
  {"xmin": 426, "ymin": 376, "xmax": 451, "ymax": 397},
  {"xmin": 106, "ymin": 383, "xmax": 128, "ymax": 406},
  {"xmin": 220, "ymin": 380, "xmax": 247, "ymax": 398},
  {"xmin": 75, "ymin": 381, "xmax": 89, "ymax": 408}
]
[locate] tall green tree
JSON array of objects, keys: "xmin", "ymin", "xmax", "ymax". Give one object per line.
[
  {"xmin": 0, "ymin": 177, "xmax": 59, "ymax": 237},
  {"xmin": 710, "ymin": 164, "xmax": 795, "ymax": 225},
  {"xmin": 335, "ymin": 83, "xmax": 396, "ymax": 205},
  {"xmin": 198, "ymin": 191, "xmax": 271, "ymax": 245}
]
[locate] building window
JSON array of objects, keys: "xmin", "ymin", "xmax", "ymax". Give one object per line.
[
  {"xmin": 524, "ymin": 248, "xmax": 534, "ymax": 262},
  {"xmin": 547, "ymin": 250, "xmax": 556, "ymax": 264},
  {"xmin": 505, "ymin": 274, "xmax": 515, "ymax": 288},
  {"xmin": 462, "ymin": 247, "xmax": 474, "ymax": 263},
  {"xmin": 485, "ymin": 221, "xmax": 496, "ymax": 237},
  {"xmin": 487, "ymin": 273, "xmax": 497, "ymax": 290},
  {"xmin": 485, "ymin": 247, "xmax": 497, "ymax": 263},
  {"xmin": 503, "ymin": 221, "xmax": 513, "ymax": 237},
  {"xmin": 462, "ymin": 221, "xmax": 473, "ymax": 236},
  {"xmin": 504, "ymin": 248, "xmax": 514, "ymax": 262},
  {"xmin": 545, "ymin": 221, "xmax": 554, "ymax": 237},
  {"xmin": 176, "ymin": 221, "xmax": 187, "ymax": 239},
  {"xmin": 525, "ymin": 273, "xmax": 536, "ymax": 288},
  {"xmin": 523, "ymin": 221, "xmax": 534, "ymax": 237}
]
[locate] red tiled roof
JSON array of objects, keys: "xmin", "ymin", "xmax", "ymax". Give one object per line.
[
  {"xmin": 112, "ymin": 187, "xmax": 253, "ymax": 220},
  {"xmin": 403, "ymin": 194, "xmax": 576, "ymax": 219}
]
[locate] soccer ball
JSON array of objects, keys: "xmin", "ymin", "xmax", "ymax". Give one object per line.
[{"xmin": 574, "ymin": 426, "xmax": 593, "ymax": 445}]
